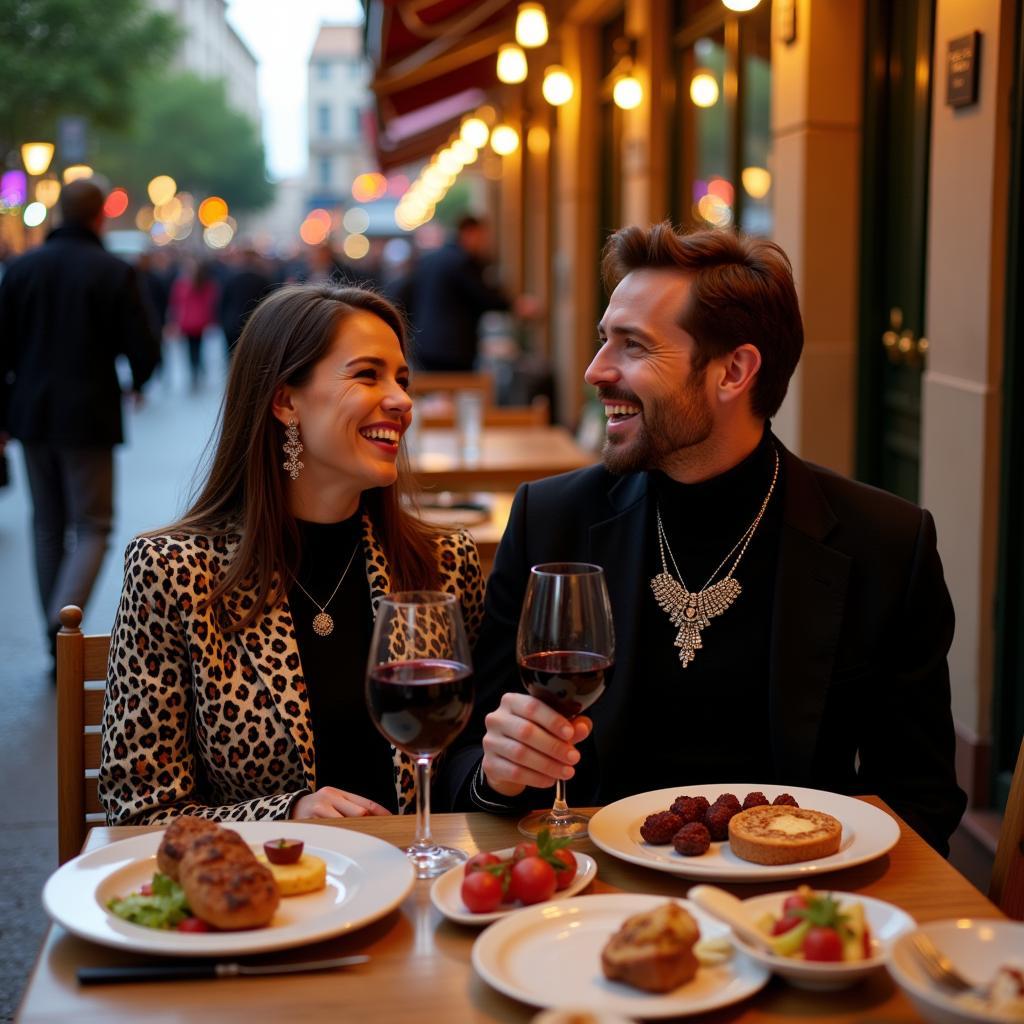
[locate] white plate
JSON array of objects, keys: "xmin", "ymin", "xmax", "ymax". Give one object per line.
[
  {"xmin": 887, "ymin": 919, "xmax": 1024, "ymax": 1024},
  {"xmin": 588, "ymin": 784, "xmax": 901, "ymax": 882},
  {"xmin": 430, "ymin": 847, "xmax": 598, "ymax": 925},
  {"xmin": 42, "ymin": 821, "xmax": 415, "ymax": 957},
  {"xmin": 471, "ymin": 893, "xmax": 769, "ymax": 1019},
  {"xmin": 731, "ymin": 890, "xmax": 916, "ymax": 990}
]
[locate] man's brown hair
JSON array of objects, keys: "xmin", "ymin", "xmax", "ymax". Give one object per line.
[{"xmin": 601, "ymin": 223, "xmax": 803, "ymax": 419}]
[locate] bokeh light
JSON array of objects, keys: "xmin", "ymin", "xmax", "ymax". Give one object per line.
[
  {"xmin": 613, "ymin": 75, "xmax": 643, "ymax": 110},
  {"xmin": 741, "ymin": 166, "xmax": 772, "ymax": 199},
  {"xmin": 708, "ymin": 178, "xmax": 735, "ymax": 205},
  {"xmin": 103, "ymin": 188, "xmax": 129, "ymax": 219},
  {"xmin": 343, "ymin": 234, "xmax": 370, "ymax": 260},
  {"xmin": 147, "ymin": 175, "xmax": 177, "ymax": 205},
  {"xmin": 460, "ymin": 117, "xmax": 490, "ymax": 149},
  {"xmin": 497, "ymin": 43, "xmax": 528, "ymax": 84},
  {"xmin": 198, "ymin": 196, "xmax": 229, "ymax": 227},
  {"xmin": 203, "ymin": 221, "xmax": 234, "ymax": 249},
  {"xmin": 35, "ymin": 179, "xmax": 61, "ymax": 208},
  {"xmin": 343, "ymin": 207, "xmax": 370, "ymax": 234},
  {"xmin": 690, "ymin": 72, "xmax": 720, "ymax": 108},
  {"xmin": 352, "ymin": 172, "xmax": 387, "ymax": 203},
  {"xmin": 490, "ymin": 124, "xmax": 520, "ymax": 156},
  {"xmin": 542, "ymin": 66, "xmax": 574, "ymax": 106},
  {"xmin": 515, "ymin": 2, "xmax": 548, "ymax": 47},
  {"xmin": 135, "ymin": 206, "xmax": 155, "ymax": 231},
  {"xmin": 23, "ymin": 202, "xmax": 47, "ymax": 227},
  {"xmin": 63, "ymin": 165, "xmax": 93, "ymax": 184}
]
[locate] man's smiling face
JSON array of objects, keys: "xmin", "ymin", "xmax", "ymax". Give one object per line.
[{"xmin": 586, "ymin": 268, "xmax": 714, "ymax": 475}]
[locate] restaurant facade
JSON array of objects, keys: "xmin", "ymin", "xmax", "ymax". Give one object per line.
[{"xmin": 363, "ymin": 0, "xmax": 1024, "ymax": 850}]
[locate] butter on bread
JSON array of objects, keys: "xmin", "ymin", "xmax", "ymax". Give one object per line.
[
  {"xmin": 728, "ymin": 805, "xmax": 842, "ymax": 865},
  {"xmin": 601, "ymin": 902, "xmax": 700, "ymax": 993},
  {"xmin": 255, "ymin": 853, "xmax": 327, "ymax": 896}
]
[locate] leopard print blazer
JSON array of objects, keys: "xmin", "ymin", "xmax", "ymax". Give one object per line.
[{"xmin": 98, "ymin": 513, "xmax": 485, "ymax": 825}]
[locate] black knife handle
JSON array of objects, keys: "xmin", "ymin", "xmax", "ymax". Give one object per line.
[{"xmin": 78, "ymin": 963, "xmax": 217, "ymax": 985}]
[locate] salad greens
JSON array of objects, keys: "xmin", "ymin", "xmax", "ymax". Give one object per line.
[{"xmin": 108, "ymin": 873, "xmax": 191, "ymax": 929}]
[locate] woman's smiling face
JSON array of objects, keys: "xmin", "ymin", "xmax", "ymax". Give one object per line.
[{"xmin": 276, "ymin": 309, "xmax": 413, "ymax": 510}]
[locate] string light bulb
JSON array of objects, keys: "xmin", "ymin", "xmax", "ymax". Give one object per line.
[
  {"xmin": 497, "ymin": 43, "xmax": 528, "ymax": 84},
  {"xmin": 490, "ymin": 124, "xmax": 520, "ymax": 155},
  {"xmin": 542, "ymin": 65, "xmax": 574, "ymax": 106},
  {"xmin": 690, "ymin": 72, "xmax": 720, "ymax": 108},
  {"xmin": 722, "ymin": 0, "xmax": 761, "ymax": 10},
  {"xmin": 515, "ymin": 3, "xmax": 548, "ymax": 48},
  {"xmin": 21, "ymin": 142, "xmax": 54, "ymax": 176},
  {"xmin": 460, "ymin": 116, "xmax": 490, "ymax": 149},
  {"xmin": 613, "ymin": 74, "xmax": 643, "ymax": 110}
]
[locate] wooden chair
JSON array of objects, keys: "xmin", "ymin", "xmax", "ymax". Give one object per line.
[
  {"xmin": 990, "ymin": 733, "xmax": 1024, "ymax": 919},
  {"xmin": 418, "ymin": 396, "xmax": 551, "ymax": 428},
  {"xmin": 56, "ymin": 605, "xmax": 110, "ymax": 864}
]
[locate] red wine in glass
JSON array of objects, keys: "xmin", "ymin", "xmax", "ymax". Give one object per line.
[
  {"xmin": 367, "ymin": 658, "xmax": 473, "ymax": 756},
  {"xmin": 518, "ymin": 650, "xmax": 610, "ymax": 719}
]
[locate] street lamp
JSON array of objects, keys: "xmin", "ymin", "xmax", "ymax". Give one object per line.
[{"xmin": 21, "ymin": 142, "xmax": 54, "ymax": 176}]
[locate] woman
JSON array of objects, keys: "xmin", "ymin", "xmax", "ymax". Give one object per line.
[
  {"xmin": 99, "ymin": 285, "xmax": 485, "ymax": 824},
  {"xmin": 169, "ymin": 259, "xmax": 219, "ymax": 389}
]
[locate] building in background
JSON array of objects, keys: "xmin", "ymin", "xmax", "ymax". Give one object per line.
[
  {"xmin": 149, "ymin": 0, "xmax": 260, "ymax": 124},
  {"xmin": 307, "ymin": 24, "xmax": 374, "ymax": 211}
]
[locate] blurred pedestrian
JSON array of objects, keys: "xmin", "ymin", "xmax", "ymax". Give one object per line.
[
  {"xmin": 136, "ymin": 249, "xmax": 172, "ymax": 377},
  {"xmin": 169, "ymin": 258, "xmax": 219, "ymax": 390},
  {"xmin": 219, "ymin": 248, "xmax": 273, "ymax": 357},
  {"xmin": 406, "ymin": 215, "xmax": 534, "ymax": 372},
  {"xmin": 0, "ymin": 179, "xmax": 160, "ymax": 664}
]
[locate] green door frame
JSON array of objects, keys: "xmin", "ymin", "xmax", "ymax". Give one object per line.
[{"xmin": 992, "ymin": 0, "xmax": 1024, "ymax": 810}]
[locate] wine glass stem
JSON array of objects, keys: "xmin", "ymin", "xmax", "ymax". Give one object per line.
[
  {"xmin": 412, "ymin": 755, "xmax": 434, "ymax": 850},
  {"xmin": 550, "ymin": 778, "xmax": 571, "ymax": 820}
]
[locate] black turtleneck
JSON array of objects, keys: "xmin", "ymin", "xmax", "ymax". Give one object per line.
[
  {"xmin": 610, "ymin": 429, "xmax": 783, "ymax": 798},
  {"xmin": 288, "ymin": 514, "xmax": 398, "ymax": 811}
]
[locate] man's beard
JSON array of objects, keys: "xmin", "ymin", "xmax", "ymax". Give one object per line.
[{"xmin": 600, "ymin": 371, "xmax": 713, "ymax": 475}]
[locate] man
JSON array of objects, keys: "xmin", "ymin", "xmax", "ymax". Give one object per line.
[
  {"xmin": 406, "ymin": 215, "xmax": 514, "ymax": 371},
  {"xmin": 219, "ymin": 248, "xmax": 273, "ymax": 357},
  {"xmin": 443, "ymin": 223, "xmax": 966, "ymax": 855},
  {"xmin": 0, "ymin": 179, "xmax": 160, "ymax": 661}
]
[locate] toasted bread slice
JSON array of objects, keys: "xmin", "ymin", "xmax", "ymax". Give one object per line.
[
  {"xmin": 601, "ymin": 902, "xmax": 700, "ymax": 993},
  {"xmin": 728, "ymin": 805, "xmax": 842, "ymax": 865}
]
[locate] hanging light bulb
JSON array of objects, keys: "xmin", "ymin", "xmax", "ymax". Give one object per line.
[
  {"xmin": 542, "ymin": 65, "xmax": 574, "ymax": 106},
  {"xmin": 690, "ymin": 72, "xmax": 720, "ymax": 108},
  {"xmin": 497, "ymin": 43, "xmax": 528, "ymax": 84},
  {"xmin": 722, "ymin": 0, "xmax": 761, "ymax": 10},
  {"xmin": 490, "ymin": 124, "xmax": 520, "ymax": 156},
  {"xmin": 460, "ymin": 116, "xmax": 490, "ymax": 149},
  {"xmin": 613, "ymin": 73, "xmax": 643, "ymax": 110},
  {"xmin": 21, "ymin": 142, "xmax": 55, "ymax": 176},
  {"xmin": 516, "ymin": 3, "xmax": 548, "ymax": 48}
]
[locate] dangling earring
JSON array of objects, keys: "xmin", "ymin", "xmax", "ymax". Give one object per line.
[{"xmin": 282, "ymin": 418, "xmax": 304, "ymax": 479}]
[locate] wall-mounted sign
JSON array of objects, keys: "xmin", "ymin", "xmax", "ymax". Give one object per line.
[{"xmin": 947, "ymin": 31, "xmax": 981, "ymax": 108}]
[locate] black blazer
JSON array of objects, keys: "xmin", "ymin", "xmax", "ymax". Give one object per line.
[
  {"xmin": 445, "ymin": 444, "xmax": 967, "ymax": 854},
  {"xmin": 0, "ymin": 226, "xmax": 160, "ymax": 446}
]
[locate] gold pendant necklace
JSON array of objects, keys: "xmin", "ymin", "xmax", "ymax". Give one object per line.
[
  {"xmin": 651, "ymin": 447, "xmax": 779, "ymax": 668},
  {"xmin": 291, "ymin": 542, "xmax": 360, "ymax": 637}
]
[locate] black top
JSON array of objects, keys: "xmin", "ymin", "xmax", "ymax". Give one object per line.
[
  {"xmin": 613, "ymin": 430, "xmax": 783, "ymax": 798},
  {"xmin": 0, "ymin": 225, "xmax": 160, "ymax": 445},
  {"xmin": 288, "ymin": 515, "xmax": 398, "ymax": 812}
]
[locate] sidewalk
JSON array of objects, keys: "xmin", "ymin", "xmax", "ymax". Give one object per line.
[{"xmin": 0, "ymin": 337, "xmax": 226, "ymax": 1019}]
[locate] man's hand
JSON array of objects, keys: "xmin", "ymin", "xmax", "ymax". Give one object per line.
[
  {"xmin": 481, "ymin": 692, "xmax": 592, "ymax": 797},
  {"xmin": 290, "ymin": 787, "xmax": 392, "ymax": 819}
]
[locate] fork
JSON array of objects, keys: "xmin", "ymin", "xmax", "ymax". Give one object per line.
[{"xmin": 911, "ymin": 932, "xmax": 981, "ymax": 994}]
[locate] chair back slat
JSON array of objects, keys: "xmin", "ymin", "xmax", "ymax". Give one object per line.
[
  {"xmin": 57, "ymin": 606, "xmax": 111, "ymax": 865},
  {"xmin": 990, "ymin": 735, "xmax": 1024, "ymax": 919}
]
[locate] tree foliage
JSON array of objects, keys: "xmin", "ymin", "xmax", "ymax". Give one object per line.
[
  {"xmin": 94, "ymin": 72, "xmax": 274, "ymax": 212},
  {"xmin": 0, "ymin": 0, "xmax": 179, "ymax": 148}
]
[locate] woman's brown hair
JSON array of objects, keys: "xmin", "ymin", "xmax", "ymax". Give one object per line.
[
  {"xmin": 601, "ymin": 223, "xmax": 803, "ymax": 418},
  {"xmin": 154, "ymin": 284, "xmax": 442, "ymax": 630}
]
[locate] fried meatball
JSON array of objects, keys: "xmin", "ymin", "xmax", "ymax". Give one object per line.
[
  {"xmin": 704, "ymin": 801, "xmax": 738, "ymax": 841},
  {"xmin": 640, "ymin": 811, "xmax": 685, "ymax": 845},
  {"xmin": 668, "ymin": 796, "xmax": 705, "ymax": 825},
  {"xmin": 742, "ymin": 791, "xmax": 770, "ymax": 811},
  {"xmin": 713, "ymin": 792, "xmax": 741, "ymax": 812},
  {"xmin": 156, "ymin": 816, "xmax": 220, "ymax": 881},
  {"xmin": 772, "ymin": 793, "xmax": 800, "ymax": 807},
  {"xmin": 182, "ymin": 858, "xmax": 279, "ymax": 931},
  {"xmin": 672, "ymin": 822, "xmax": 711, "ymax": 856}
]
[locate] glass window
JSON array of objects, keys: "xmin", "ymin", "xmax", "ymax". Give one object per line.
[
  {"xmin": 318, "ymin": 104, "xmax": 331, "ymax": 136},
  {"xmin": 318, "ymin": 156, "xmax": 331, "ymax": 187},
  {"xmin": 315, "ymin": 60, "xmax": 330, "ymax": 81},
  {"xmin": 740, "ymin": 3, "xmax": 773, "ymax": 235}
]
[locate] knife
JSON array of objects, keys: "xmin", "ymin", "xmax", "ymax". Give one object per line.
[{"xmin": 77, "ymin": 954, "xmax": 370, "ymax": 985}]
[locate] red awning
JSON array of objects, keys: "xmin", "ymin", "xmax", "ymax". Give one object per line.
[{"xmin": 363, "ymin": 0, "xmax": 516, "ymax": 167}]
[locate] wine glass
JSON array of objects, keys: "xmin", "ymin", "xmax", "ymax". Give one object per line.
[
  {"xmin": 516, "ymin": 562, "xmax": 615, "ymax": 839},
  {"xmin": 366, "ymin": 591, "xmax": 473, "ymax": 878}
]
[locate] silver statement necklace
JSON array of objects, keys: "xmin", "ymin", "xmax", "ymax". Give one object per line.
[
  {"xmin": 291, "ymin": 542, "xmax": 360, "ymax": 637},
  {"xmin": 650, "ymin": 447, "xmax": 780, "ymax": 668}
]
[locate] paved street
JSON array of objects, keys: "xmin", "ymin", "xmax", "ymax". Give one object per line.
[{"xmin": 0, "ymin": 336, "xmax": 226, "ymax": 1020}]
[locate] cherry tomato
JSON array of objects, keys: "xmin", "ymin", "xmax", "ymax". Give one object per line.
[
  {"xmin": 782, "ymin": 894, "xmax": 809, "ymax": 918},
  {"xmin": 465, "ymin": 852, "xmax": 502, "ymax": 874},
  {"xmin": 550, "ymin": 848, "xmax": 577, "ymax": 890},
  {"xmin": 512, "ymin": 841, "xmax": 539, "ymax": 862},
  {"xmin": 461, "ymin": 870, "xmax": 504, "ymax": 913},
  {"xmin": 802, "ymin": 926, "xmax": 844, "ymax": 961},
  {"xmin": 139, "ymin": 882, "xmax": 153, "ymax": 897},
  {"xmin": 509, "ymin": 856, "xmax": 556, "ymax": 905},
  {"xmin": 177, "ymin": 916, "xmax": 210, "ymax": 933},
  {"xmin": 770, "ymin": 914, "xmax": 804, "ymax": 936}
]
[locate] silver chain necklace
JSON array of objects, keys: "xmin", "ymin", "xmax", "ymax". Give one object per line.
[
  {"xmin": 650, "ymin": 447, "xmax": 780, "ymax": 668},
  {"xmin": 291, "ymin": 542, "xmax": 360, "ymax": 637}
]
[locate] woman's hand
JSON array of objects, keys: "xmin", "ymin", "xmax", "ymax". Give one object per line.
[
  {"xmin": 481, "ymin": 692, "xmax": 592, "ymax": 797},
  {"xmin": 290, "ymin": 787, "xmax": 392, "ymax": 819}
]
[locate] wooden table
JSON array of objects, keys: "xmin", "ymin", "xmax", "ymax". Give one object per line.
[
  {"xmin": 411, "ymin": 426, "xmax": 594, "ymax": 493},
  {"xmin": 418, "ymin": 492, "xmax": 514, "ymax": 575},
  {"xmin": 18, "ymin": 802, "xmax": 1002, "ymax": 1023}
]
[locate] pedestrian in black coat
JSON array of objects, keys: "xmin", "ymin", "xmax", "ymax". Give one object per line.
[{"xmin": 0, "ymin": 180, "xmax": 160, "ymax": 659}]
